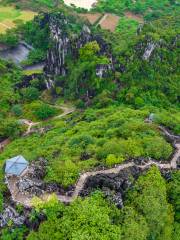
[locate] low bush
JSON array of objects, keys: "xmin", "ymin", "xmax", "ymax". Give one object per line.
[
  {"xmin": 22, "ymin": 87, "xmax": 40, "ymax": 102},
  {"xmin": 33, "ymin": 104, "xmax": 57, "ymax": 120}
]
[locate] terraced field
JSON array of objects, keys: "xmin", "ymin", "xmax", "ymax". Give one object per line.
[{"xmin": 0, "ymin": 6, "xmax": 36, "ymax": 33}]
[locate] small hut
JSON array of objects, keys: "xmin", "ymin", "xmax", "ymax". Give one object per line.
[{"xmin": 5, "ymin": 155, "xmax": 29, "ymax": 176}]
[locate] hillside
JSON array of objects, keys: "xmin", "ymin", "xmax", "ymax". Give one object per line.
[{"xmin": 0, "ymin": 1, "xmax": 180, "ymax": 239}]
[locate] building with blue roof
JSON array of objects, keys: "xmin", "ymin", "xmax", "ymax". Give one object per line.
[{"xmin": 5, "ymin": 155, "xmax": 29, "ymax": 176}]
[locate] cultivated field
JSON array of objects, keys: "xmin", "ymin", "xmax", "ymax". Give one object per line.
[
  {"xmin": 125, "ymin": 11, "xmax": 144, "ymax": 23},
  {"xmin": 0, "ymin": 6, "xmax": 36, "ymax": 33},
  {"xmin": 79, "ymin": 13, "xmax": 102, "ymax": 25},
  {"xmin": 98, "ymin": 14, "xmax": 120, "ymax": 32}
]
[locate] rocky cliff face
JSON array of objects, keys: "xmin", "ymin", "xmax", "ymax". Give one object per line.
[
  {"xmin": 0, "ymin": 206, "xmax": 25, "ymax": 228},
  {"xmin": 45, "ymin": 20, "xmax": 91, "ymax": 85},
  {"xmin": 44, "ymin": 12, "xmax": 114, "ymax": 89},
  {"xmin": 80, "ymin": 166, "xmax": 143, "ymax": 208}
]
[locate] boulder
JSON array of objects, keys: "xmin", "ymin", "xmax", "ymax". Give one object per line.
[
  {"xmin": 80, "ymin": 166, "xmax": 142, "ymax": 208},
  {"xmin": 0, "ymin": 206, "xmax": 25, "ymax": 227}
]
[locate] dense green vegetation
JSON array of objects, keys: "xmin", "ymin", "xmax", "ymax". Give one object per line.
[
  {"xmin": 0, "ymin": 60, "xmax": 23, "ymax": 140},
  {"xmin": 1, "ymin": 167, "xmax": 176, "ymax": 240},
  {"xmin": 125, "ymin": 166, "xmax": 174, "ymax": 240},
  {"xmin": 0, "ymin": 105, "xmax": 173, "ymax": 187},
  {"xmin": 0, "ymin": 30, "xmax": 19, "ymax": 46},
  {"xmin": 0, "ymin": 1, "xmax": 179, "ymax": 239},
  {"xmin": 1, "ymin": 0, "xmax": 63, "ymax": 10},
  {"xmin": 0, "ymin": 58, "xmax": 60, "ymax": 141},
  {"xmin": 104, "ymin": 15, "xmax": 179, "ymax": 108},
  {"xmin": 94, "ymin": 0, "xmax": 180, "ymax": 20},
  {"xmin": 43, "ymin": 13, "xmax": 178, "ymax": 110},
  {"xmin": 62, "ymin": 41, "xmax": 114, "ymax": 99},
  {"xmin": 116, "ymin": 17, "xmax": 139, "ymax": 36}
]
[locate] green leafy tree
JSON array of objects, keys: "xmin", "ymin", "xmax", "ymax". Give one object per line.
[
  {"xmin": 22, "ymin": 87, "xmax": 40, "ymax": 102},
  {"xmin": 27, "ymin": 193, "xmax": 121, "ymax": 240},
  {"xmin": 121, "ymin": 206, "xmax": 149, "ymax": 240},
  {"xmin": 167, "ymin": 171, "xmax": 180, "ymax": 221},
  {"xmin": 11, "ymin": 104, "xmax": 23, "ymax": 117},
  {"xmin": 1, "ymin": 226, "xmax": 27, "ymax": 240},
  {"xmin": 33, "ymin": 104, "xmax": 57, "ymax": 120},
  {"xmin": 0, "ymin": 118, "xmax": 23, "ymax": 140},
  {"xmin": 67, "ymin": 41, "xmax": 112, "ymax": 98},
  {"xmin": 127, "ymin": 166, "xmax": 174, "ymax": 240},
  {"xmin": 0, "ymin": 31, "xmax": 18, "ymax": 47}
]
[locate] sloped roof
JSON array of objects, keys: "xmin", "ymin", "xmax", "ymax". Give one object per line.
[{"xmin": 5, "ymin": 155, "xmax": 28, "ymax": 176}]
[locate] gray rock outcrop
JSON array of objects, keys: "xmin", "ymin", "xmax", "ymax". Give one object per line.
[
  {"xmin": 44, "ymin": 12, "xmax": 113, "ymax": 89},
  {"xmin": 0, "ymin": 206, "xmax": 25, "ymax": 227}
]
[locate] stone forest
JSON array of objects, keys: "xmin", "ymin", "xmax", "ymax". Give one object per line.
[{"xmin": 0, "ymin": 0, "xmax": 179, "ymax": 239}]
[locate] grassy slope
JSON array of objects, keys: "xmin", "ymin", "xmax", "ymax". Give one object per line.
[{"xmin": 0, "ymin": 6, "xmax": 36, "ymax": 33}]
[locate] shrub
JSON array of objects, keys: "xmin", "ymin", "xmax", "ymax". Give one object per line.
[
  {"xmin": 143, "ymin": 136, "xmax": 172, "ymax": 160},
  {"xmin": 33, "ymin": 104, "xmax": 57, "ymax": 120},
  {"xmin": 106, "ymin": 154, "xmax": 124, "ymax": 166},
  {"xmin": 93, "ymin": 91, "xmax": 114, "ymax": 108},
  {"xmin": 75, "ymin": 99, "xmax": 85, "ymax": 109},
  {"xmin": 55, "ymin": 87, "xmax": 63, "ymax": 95},
  {"xmin": 22, "ymin": 87, "xmax": 40, "ymax": 102},
  {"xmin": 0, "ymin": 119, "xmax": 24, "ymax": 139},
  {"xmin": 69, "ymin": 134, "xmax": 94, "ymax": 148},
  {"xmin": 134, "ymin": 97, "xmax": 145, "ymax": 108},
  {"xmin": 27, "ymin": 193, "xmax": 121, "ymax": 240},
  {"xmin": 0, "ymin": 31, "xmax": 18, "ymax": 47},
  {"xmin": 1, "ymin": 226, "xmax": 27, "ymax": 240},
  {"xmin": 11, "ymin": 104, "xmax": 22, "ymax": 116},
  {"xmin": 26, "ymin": 49, "xmax": 45, "ymax": 64}
]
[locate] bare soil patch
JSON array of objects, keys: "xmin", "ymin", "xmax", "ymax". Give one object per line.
[
  {"xmin": 125, "ymin": 11, "xmax": 144, "ymax": 23},
  {"xmin": 79, "ymin": 13, "xmax": 102, "ymax": 25},
  {"xmin": 98, "ymin": 14, "xmax": 120, "ymax": 32}
]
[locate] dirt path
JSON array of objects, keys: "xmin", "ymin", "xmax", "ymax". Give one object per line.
[
  {"xmin": 6, "ymin": 176, "xmax": 31, "ymax": 207},
  {"xmin": 0, "ymin": 139, "xmax": 10, "ymax": 152},
  {"xmin": 6, "ymin": 124, "xmax": 179, "ymax": 207},
  {"xmin": 158, "ymin": 125, "xmax": 180, "ymax": 141},
  {"xmin": 97, "ymin": 14, "xmax": 108, "ymax": 26},
  {"xmin": 170, "ymin": 143, "xmax": 180, "ymax": 169},
  {"xmin": 22, "ymin": 105, "xmax": 75, "ymax": 135},
  {"xmin": 0, "ymin": 22, "xmax": 11, "ymax": 29},
  {"xmin": 54, "ymin": 105, "xmax": 75, "ymax": 119},
  {"xmin": 57, "ymin": 138, "xmax": 180, "ymax": 203}
]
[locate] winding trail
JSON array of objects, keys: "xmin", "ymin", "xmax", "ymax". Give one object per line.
[
  {"xmin": 6, "ymin": 125, "xmax": 180, "ymax": 207},
  {"xmin": 21, "ymin": 105, "xmax": 75, "ymax": 135},
  {"xmin": 54, "ymin": 105, "xmax": 75, "ymax": 119}
]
